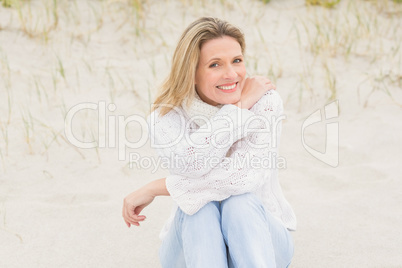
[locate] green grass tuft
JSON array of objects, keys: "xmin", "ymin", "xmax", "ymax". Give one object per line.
[{"xmin": 306, "ymin": 0, "xmax": 341, "ymax": 8}]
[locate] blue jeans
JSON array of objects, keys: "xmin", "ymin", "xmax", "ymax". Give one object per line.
[{"xmin": 159, "ymin": 193, "xmax": 294, "ymax": 268}]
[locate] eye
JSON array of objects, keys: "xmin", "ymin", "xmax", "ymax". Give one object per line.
[
  {"xmin": 233, "ymin": 58, "xmax": 242, "ymax": 63},
  {"xmin": 209, "ymin": 63, "xmax": 219, "ymax": 68}
]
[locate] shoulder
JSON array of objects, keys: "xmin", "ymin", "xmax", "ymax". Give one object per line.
[{"xmin": 148, "ymin": 106, "xmax": 187, "ymax": 124}]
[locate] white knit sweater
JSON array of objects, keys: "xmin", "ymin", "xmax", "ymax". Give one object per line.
[{"xmin": 148, "ymin": 90, "xmax": 297, "ymax": 240}]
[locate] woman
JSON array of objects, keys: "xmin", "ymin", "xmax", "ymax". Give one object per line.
[{"xmin": 122, "ymin": 17, "xmax": 297, "ymax": 268}]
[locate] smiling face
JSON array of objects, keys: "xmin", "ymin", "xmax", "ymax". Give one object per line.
[{"xmin": 195, "ymin": 36, "xmax": 246, "ymax": 106}]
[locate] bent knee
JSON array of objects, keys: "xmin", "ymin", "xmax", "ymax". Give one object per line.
[
  {"xmin": 178, "ymin": 201, "xmax": 220, "ymax": 224},
  {"xmin": 221, "ymin": 193, "xmax": 264, "ymax": 214}
]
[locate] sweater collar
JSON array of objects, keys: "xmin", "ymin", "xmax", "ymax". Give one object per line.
[{"xmin": 182, "ymin": 92, "xmax": 222, "ymax": 127}]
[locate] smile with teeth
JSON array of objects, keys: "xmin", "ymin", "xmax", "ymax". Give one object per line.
[{"xmin": 217, "ymin": 82, "xmax": 237, "ymax": 90}]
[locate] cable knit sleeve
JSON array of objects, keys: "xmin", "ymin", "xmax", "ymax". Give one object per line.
[
  {"xmin": 148, "ymin": 104, "xmax": 256, "ymax": 177},
  {"xmin": 165, "ymin": 91, "xmax": 284, "ymax": 215}
]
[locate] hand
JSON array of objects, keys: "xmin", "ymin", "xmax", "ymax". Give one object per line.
[
  {"xmin": 236, "ymin": 76, "xmax": 276, "ymax": 109},
  {"xmin": 122, "ymin": 178, "xmax": 169, "ymax": 228},
  {"xmin": 122, "ymin": 187, "xmax": 155, "ymax": 227}
]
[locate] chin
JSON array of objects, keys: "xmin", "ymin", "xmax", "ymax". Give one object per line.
[
  {"xmin": 219, "ymin": 96, "xmax": 241, "ymax": 105},
  {"xmin": 209, "ymin": 90, "xmax": 241, "ymax": 106}
]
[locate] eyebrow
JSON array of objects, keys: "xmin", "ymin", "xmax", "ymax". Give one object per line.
[{"xmin": 204, "ymin": 55, "xmax": 244, "ymax": 65}]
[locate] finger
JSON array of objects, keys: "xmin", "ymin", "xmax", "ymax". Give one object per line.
[
  {"xmin": 123, "ymin": 205, "xmax": 138, "ymax": 225},
  {"xmin": 131, "ymin": 215, "xmax": 146, "ymax": 223},
  {"xmin": 123, "ymin": 199, "xmax": 137, "ymax": 220},
  {"xmin": 123, "ymin": 214, "xmax": 142, "ymax": 226},
  {"xmin": 128, "ymin": 209, "xmax": 146, "ymax": 222},
  {"xmin": 124, "ymin": 206, "xmax": 146, "ymax": 224},
  {"xmin": 122, "ymin": 208, "xmax": 130, "ymax": 225},
  {"xmin": 124, "ymin": 216, "xmax": 140, "ymax": 227},
  {"xmin": 124, "ymin": 210, "xmax": 138, "ymax": 224}
]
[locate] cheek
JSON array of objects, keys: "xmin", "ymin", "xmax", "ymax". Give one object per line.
[
  {"xmin": 237, "ymin": 66, "xmax": 246, "ymax": 86},
  {"xmin": 238, "ymin": 76, "xmax": 246, "ymax": 91},
  {"xmin": 204, "ymin": 72, "xmax": 220, "ymax": 89},
  {"xmin": 239, "ymin": 66, "xmax": 246, "ymax": 78},
  {"xmin": 197, "ymin": 72, "xmax": 217, "ymax": 96}
]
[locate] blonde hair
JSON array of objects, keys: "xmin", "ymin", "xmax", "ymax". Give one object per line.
[{"xmin": 152, "ymin": 17, "xmax": 245, "ymax": 116}]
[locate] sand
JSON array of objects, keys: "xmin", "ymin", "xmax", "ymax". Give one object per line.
[{"xmin": 0, "ymin": 0, "xmax": 401, "ymax": 267}]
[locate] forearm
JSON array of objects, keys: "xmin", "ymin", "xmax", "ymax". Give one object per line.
[
  {"xmin": 144, "ymin": 178, "xmax": 170, "ymax": 198},
  {"xmin": 150, "ymin": 105, "xmax": 256, "ymax": 178}
]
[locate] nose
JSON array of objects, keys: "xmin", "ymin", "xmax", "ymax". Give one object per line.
[{"xmin": 224, "ymin": 65, "xmax": 237, "ymax": 79}]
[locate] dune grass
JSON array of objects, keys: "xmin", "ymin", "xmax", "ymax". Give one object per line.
[{"xmin": 0, "ymin": 0, "xmax": 400, "ymax": 170}]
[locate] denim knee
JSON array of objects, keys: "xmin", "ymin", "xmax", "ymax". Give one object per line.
[
  {"xmin": 221, "ymin": 193, "xmax": 265, "ymax": 217},
  {"xmin": 178, "ymin": 201, "xmax": 221, "ymax": 228}
]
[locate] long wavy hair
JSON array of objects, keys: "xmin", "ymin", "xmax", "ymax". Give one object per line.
[{"xmin": 152, "ymin": 17, "xmax": 245, "ymax": 116}]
